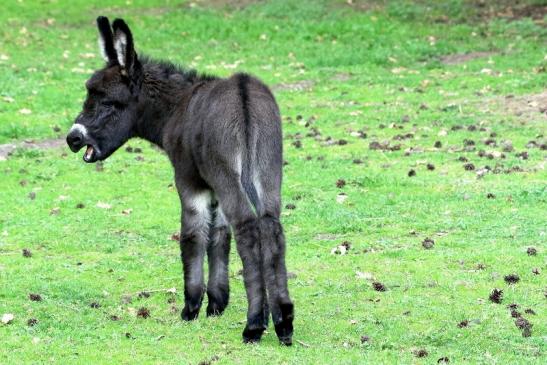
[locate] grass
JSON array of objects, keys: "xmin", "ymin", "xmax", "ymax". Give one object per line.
[{"xmin": 1, "ymin": 0, "xmax": 546, "ymax": 363}]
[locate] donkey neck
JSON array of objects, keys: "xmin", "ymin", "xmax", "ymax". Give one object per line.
[{"xmin": 133, "ymin": 58, "xmax": 216, "ymax": 148}]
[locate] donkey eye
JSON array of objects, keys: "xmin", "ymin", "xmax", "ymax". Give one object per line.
[{"xmin": 101, "ymin": 100, "xmax": 124, "ymax": 108}]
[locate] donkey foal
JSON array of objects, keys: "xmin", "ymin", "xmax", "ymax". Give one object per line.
[{"xmin": 66, "ymin": 17, "xmax": 294, "ymax": 345}]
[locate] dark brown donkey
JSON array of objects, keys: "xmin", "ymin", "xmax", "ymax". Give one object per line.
[{"xmin": 66, "ymin": 17, "xmax": 293, "ymax": 345}]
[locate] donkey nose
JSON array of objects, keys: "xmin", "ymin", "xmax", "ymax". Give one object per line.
[{"xmin": 66, "ymin": 130, "xmax": 85, "ymax": 152}]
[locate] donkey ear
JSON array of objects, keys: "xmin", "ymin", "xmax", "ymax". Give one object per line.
[
  {"xmin": 112, "ymin": 18, "xmax": 138, "ymax": 73},
  {"xmin": 96, "ymin": 16, "xmax": 117, "ymax": 64}
]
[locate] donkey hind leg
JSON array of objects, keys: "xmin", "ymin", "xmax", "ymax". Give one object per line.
[
  {"xmin": 180, "ymin": 190, "xmax": 212, "ymax": 321},
  {"xmin": 254, "ymin": 165, "xmax": 294, "ymax": 345},
  {"xmin": 206, "ymin": 202, "xmax": 231, "ymax": 316},
  {"xmin": 207, "ymin": 170, "xmax": 267, "ymax": 343},
  {"xmin": 259, "ymin": 213, "xmax": 294, "ymax": 346}
]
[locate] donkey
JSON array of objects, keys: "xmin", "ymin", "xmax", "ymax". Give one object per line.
[{"xmin": 66, "ymin": 17, "xmax": 294, "ymax": 345}]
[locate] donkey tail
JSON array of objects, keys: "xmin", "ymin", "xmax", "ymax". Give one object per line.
[
  {"xmin": 237, "ymin": 73, "xmax": 261, "ymax": 214},
  {"xmin": 241, "ymin": 160, "xmax": 260, "ymax": 213}
]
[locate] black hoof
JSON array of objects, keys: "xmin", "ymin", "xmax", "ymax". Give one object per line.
[
  {"xmin": 242, "ymin": 326, "xmax": 264, "ymax": 344},
  {"xmin": 181, "ymin": 305, "xmax": 200, "ymax": 321},
  {"xmin": 206, "ymin": 288, "xmax": 229, "ymax": 317},
  {"xmin": 206, "ymin": 301, "xmax": 227, "ymax": 317},
  {"xmin": 274, "ymin": 302, "xmax": 294, "ymax": 346},
  {"xmin": 275, "ymin": 322, "xmax": 293, "ymax": 346}
]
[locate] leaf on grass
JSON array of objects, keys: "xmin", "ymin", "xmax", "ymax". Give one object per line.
[
  {"xmin": 1, "ymin": 313, "xmax": 14, "ymax": 324},
  {"xmin": 80, "ymin": 52, "xmax": 95, "ymax": 59},
  {"xmin": 336, "ymin": 193, "xmax": 348, "ymax": 204},
  {"xmin": 331, "ymin": 241, "xmax": 351, "ymax": 255},
  {"xmin": 96, "ymin": 202, "xmax": 112, "ymax": 209},
  {"xmin": 331, "ymin": 245, "xmax": 347, "ymax": 255},
  {"xmin": 356, "ymin": 271, "xmax": 375, "ymax": 281}
]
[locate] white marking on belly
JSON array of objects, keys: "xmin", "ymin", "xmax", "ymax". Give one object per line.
[
  {"xmin": 252, "ymin": 173, "xmax": 263, "ymax": 205},
  {"xmin": 69, "ymin": 123, "xmax": 89, "ymax": 138},
  {"xmin": 188, "ymin": 191, "xmax": 212, "ymax": 222},
  {"xmin": 185, "ymin": 191, "xmax": 212, "ymax": 247}
]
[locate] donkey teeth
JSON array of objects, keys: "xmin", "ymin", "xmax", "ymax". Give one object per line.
[{"xmin": 85, "ymin": 145, "xmax": 94, "ymax": 161}]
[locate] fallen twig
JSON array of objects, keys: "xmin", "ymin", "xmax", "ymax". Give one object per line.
[{"xmin": 124, "ymin": 287, "xmax": 177, "ymax": 296}]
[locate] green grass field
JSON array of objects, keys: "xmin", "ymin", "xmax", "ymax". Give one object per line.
[{"xmin": 1, "ymin": 1, "xmax": 546, "ymax": 363}]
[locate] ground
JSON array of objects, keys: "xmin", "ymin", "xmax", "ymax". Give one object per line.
[{"xmin": 0, "ymin": 0, "xmax": 546, "ymax": 364}]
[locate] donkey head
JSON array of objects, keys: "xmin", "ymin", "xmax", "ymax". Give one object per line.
[{"xmin": 66, "ymin": 16, "xmax": 142, "ymax": 162}]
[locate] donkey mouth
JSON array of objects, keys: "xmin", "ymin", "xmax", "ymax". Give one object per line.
[{"xmin": 83, "ymin": 145, "xmax": 96, "ymax": 163}]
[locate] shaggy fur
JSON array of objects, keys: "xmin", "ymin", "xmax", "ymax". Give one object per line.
[{"xmin": 66, "ymin": 16, "xmax": 293, "ymax": 345}]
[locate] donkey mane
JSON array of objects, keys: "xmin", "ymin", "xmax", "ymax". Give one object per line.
[
  {"xmin": 130, "ymin": 55, "xmax": 220, "ymax": 146},
  {"xmin": 139, "ymin": 54, "xmax": 219, "ymax": 86}
]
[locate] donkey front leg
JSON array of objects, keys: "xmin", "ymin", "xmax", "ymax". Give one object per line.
[{"xmin": 180, "ymin": 190, "xmax": 212, "ymax": 321}]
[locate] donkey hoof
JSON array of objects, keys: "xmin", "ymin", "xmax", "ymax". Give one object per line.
[
  {"xmin": 274, "ymin": 302, "xmax": 294, "ymax": 345},
  {"xmin": 274, "ymin": 321, "xmax": 293, "ymax": 346},
  {"xmin": 181, "ymin": 306, "xmax": 200, "ymax": 321},
  {"xmin": 206, "ymin": 302, "xmax": 227, "ymax": 317},
  {"xmin": 242, "ymin": 326, "xmax": 264, "ymax": 344}
]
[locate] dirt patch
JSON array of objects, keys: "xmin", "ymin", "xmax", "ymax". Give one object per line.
[
  {"xmin": 440, "ymin": 51, "xmax": 496, "ymax": 65},
  {"xmin": 474, "ymin": 2, "xmax": 547, "ymax": 22},
  {"xmin": 481, "ymin": 92, "xmax": 547, "ymax": 120},
  {"xmin": 331, "ymin": 72, "xmax": 353, "ymax": 82},
  {"xmin": 0, "ymin": 138, "xmax": 65, "ymax": 161},
  {"xmin": 513, "ymin": 4, "xmax": 547, "ymax": 20},
  {"xmin": 272, "ymin": 80, "xmax": 315, "ymax": 92},
  {"xmin": 497, "ymin": 91, "xmax": 547, "ymax": 119},
  {"xmin": 503, "ymin": 92, "xmax": 547, "ymax": 118},
  {"xmin": 192, "ymin": 0, "xmax": 258, "ymax": 10},
  {"xmin": 332, "ymin": 0, "xmax": 384, "ymax": 13},
  {"xmin": 337, "ymin": 0, "xmax": 546, "ymax": 25}
]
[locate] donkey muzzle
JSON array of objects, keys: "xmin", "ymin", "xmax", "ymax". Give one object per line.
[{"xmin": 66, "ymin": 129, "xmax": 85, "ymax": 153}]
